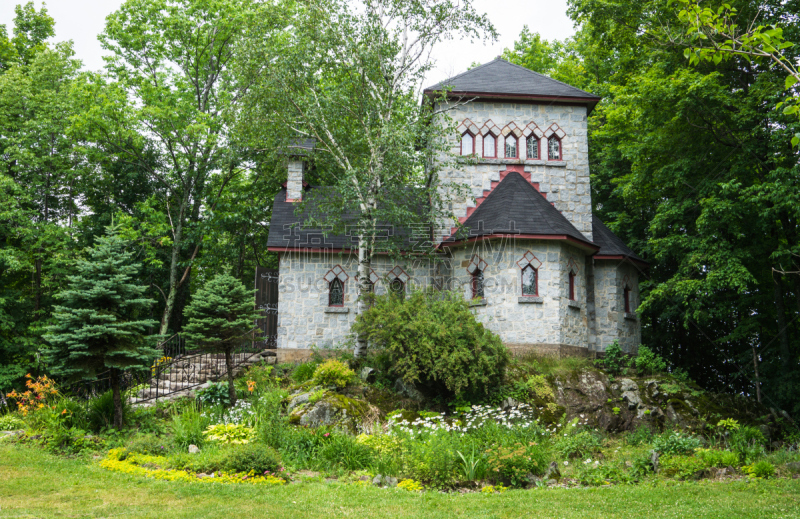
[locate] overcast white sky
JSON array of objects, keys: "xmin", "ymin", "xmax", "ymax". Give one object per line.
[{"xmin": 0, "ymin": 0, "xmax": 576, "ymax": 83}]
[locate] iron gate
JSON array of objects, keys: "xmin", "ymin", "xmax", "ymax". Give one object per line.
[{"xmin": 255, "ymin": 267, "xmax": 279, "ymax": 348}]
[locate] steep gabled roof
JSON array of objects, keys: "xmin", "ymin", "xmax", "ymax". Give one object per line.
[
  {"xmin": 592, "ymin": 215, "xmax": 647, "ymax": 264},
  {"xmin": 443, "ymin": 171, "xmax": 595, "ymax": 250},
  {"xmin": 424, "ymin": 58, "xmax": 601, "ymax": 109}
]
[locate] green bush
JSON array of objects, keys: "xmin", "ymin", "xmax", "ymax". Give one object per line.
[
  {"xmin": 312, "ymin": 360, "xmax": 355, "ymax": 388},
  {"xmin": 625, "ymin": 425, "xmax": 655, "ymax": 446},
  {"xmin": 743, "ymin": 460, "xmax": 775, "ymax": 479},
  {"xmin": 87, "ymin": 390, "xmax": 129, "ymax": 432},
  {"xmin": 0, "ymin": 414, "xmax": 25, "ymax": 431},
  {"xmin": 351, "ymin": 289, "xmax": 509, "ymax": 399},
  {"xmin": 729, "ymin": 426, "xmax": 766, "ymax": 463},
  {"xmin": 696, "ymin": 448, "xmax": 739, "ymax": 468},
  {"xmin": 291, "ymin": 362, "xmax": 318, "ymax": 384},
  {"xmin": 652, "ymin": 431, "xmax": 702, "ymax": 456},
  {"xmin": 172, "ymin": 404, "xmax": 210, "ymax": 448},
  {"xmin": 575, "ymin": 462, "xmax": 632, "ymax": 486},
  {"xmin": 634, "ymin": 346, "xmax": 667, "ymax": 375},
  {"xmin": 659, "ymin": 455, "xmax": 706, "ymax": 479},
  {"xmin": 317, "ymin": 433, "xmax": 374, "ymax": 471},
  {"xmin": 170, "ymin": 443, "xmax": 281, "ymax": 474},
  {"xmin": 555, "ymin": 430, "xmax": 603, "ymax": 460},
  {"xmin": 196, "ymin": 382, "xmax": 231, "ymax": 407},
  {"xmin": 400, "ymin": 430, "xmax": 463, "ymax": 488},
  {"xmin": 600, "ymin": 341, "xmax": 627, "ymax": 374},
  {"xmin": 128, "ymin": 434, "xmax": 171, "ymax": 455},
  {"xmin": 203, "ymin": 423, "xmax": 255, "ymax": 445},
  {"xmin": 485, "ymin": 441, "xmax": 547, "ymax": 487}
]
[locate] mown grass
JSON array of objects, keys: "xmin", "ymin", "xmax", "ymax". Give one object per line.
[{"xmin": 1, "ymin": 444, "xmax": 799, "ymax": 518}]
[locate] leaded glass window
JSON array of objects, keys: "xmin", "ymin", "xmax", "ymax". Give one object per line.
[
  {"xmin": 472, "ymin": 269, "xmax": 484, "ymax": 299},
  {"xmin": 548, "ymin": 136, "xmax": 561, "ymax": 160},
  {"xmin": 504, "ymin": 136, "xmax": 517, "ymax": 158},
  {"xmin": 527, "ymin": 136, "xmax": 539, "ymax": 159},
  {"xmin": 483, "ymin": 134, "xmax": 496, "ymax": 157},
  {"xmin": 329, "ymin": 278, "xmax": 344, "ymax": 306},
  {"xmin": 461, "ymin": 133, "xmax": 473, "ymax": 155},
  {"xmin": 521, "ymin": 265, "xmax": 538, "ymax": 296}
]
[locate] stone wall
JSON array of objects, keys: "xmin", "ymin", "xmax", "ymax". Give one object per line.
[
  {"xmin": 447, "ymin": 238, "xmax": 589, "ymax": 349},
  {"xmin": 286, "ymin": 160, "xmax": 305, "ymax": 201},
  {"xmin": 592, "ymin": 260, "xmax": 642, "ymax": 353},
  {"xmin": 434, "ymin": 101, "xmax": 592, "ymax": 242},
  {"xmin": 275, "ymin": 251, "xmax": 435, "ymax": 349}
]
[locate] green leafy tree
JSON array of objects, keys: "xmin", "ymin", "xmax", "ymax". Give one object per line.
[
  {"xmin": 44, "ymin": 224, "xmax": 157, "ymax": 429},
  {"xmin": 182, "ymin": 274, "xmax": 261, "ymax": 406},
  {"xmin": 0, "ymin": 2, "xmax": 55, "ymax": 71},
  {"xmin": 238, "ymin": 0, "xmax": 495, "ymax": 357}
]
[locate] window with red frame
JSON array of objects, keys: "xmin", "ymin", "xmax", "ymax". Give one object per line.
[
  {"xmin": 521, "ymin": 265, "xmax": 538, "ymax": 296},
  {"xmin": 329, "ymin": 278, "xmax": 344, "ymax": 306},
  {"xmin": 460, "ymin": 132, "xmax": 474, "ymax": 155},
  {"xmin": 483, "ymin": 134, "xmax": 496, "ymax": 158},
  {"xmin": 624, "ymin": 286, "xmax": 631, "ymax": 313},
  {"xmin": 526, "ymin": 136, "xmax": 539, "ymax": 160},
  {"xmin": 472, "ymin": 269, "xmax": 484, "ymax": 299},
  {"xmin": 548, "ymin": 135, "xmax": 561, "ymax": 161},
  {"xmin": 504, "ymin": 135, "xmax": 517, "ymax": 158},
  {"xmin": 568, "ymin": 271, "xmax": 575, "ymax": 300}
]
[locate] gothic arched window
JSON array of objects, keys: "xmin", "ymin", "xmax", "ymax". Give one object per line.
[
  {"xmin": 483, "ymin": 133, "xmax": 496, "ymax": 158},
  {"xmin": 568, "ymin": 271, "xmax": 576, "ymax": 301},
  {"xmin": 472, "ymin": 269, "xmax": 484, "ymax": 299},
  {"xmin": 527, "ymin": 136, "xmax": 539, "ymax": 160},
  {"xmin": 548, "ymin": 135, "xmax": 561, "ymax": 161},
  {"xmin": 521, "ymin": 265, "xmax": 538, "ymax": 296},
  {"xmin": 624, "ymin": 285, "xmax": 631, "ymax": 313},
  {"xmin": 461, "ymin": 132, "xmax": 474, "ymax": 155},
  {"xmin": 329, "ymin": 278, "xmax": 344, "ymax": 307},
  {"xmin": 504, "ymin": 135, "xmax": 517, "ymax": 158}
]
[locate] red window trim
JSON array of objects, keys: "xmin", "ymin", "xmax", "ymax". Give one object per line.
[
  {"xmin": 482, "ymin": 133, "xmax": 497, "ymax": 158},
  {"xmin": 504, "ymin": 135, "xmax": 518, "ymax": 159},
  {"xmin": 623, "ymin": 286, "xmax": 631, "ymax": 313},
  {"xmin": 520, "ymin": 265, "xmax": 538, "ymax": 297},
  {"xmin": 568, "ymin": 271, "xmax": 575, "ymax": 301},
  {"xmin": 328, "ymin": 278, "xmax": 345, "ymax": 307},
  {"xmin": 460, "ymin": 131, "xmax": 475, "ymax": 156},
  {"xmin": 526, "ymin": 136, "xmax": 540, "ymax": 160},
  {"xmin": 548, "ymin": 135, "xmax": 562, "ymax": 161}
]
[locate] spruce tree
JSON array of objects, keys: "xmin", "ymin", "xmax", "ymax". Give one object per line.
[
  {"xmin": 182, "ymin": 274, "xmax": 261, "ymax": 406},
  {"xmin": 44, "ymin": 224, "xmax": 156, "ymax": 429}
]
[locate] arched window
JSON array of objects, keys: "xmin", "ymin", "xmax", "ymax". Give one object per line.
[
  {"xmin": 460, "ymin": 132, "xmax": 474, "ymax": 155},
  {"xmin": 483, "ymin": 133, "xmax": 496, "ymax": 158},
  {"xmin": 386, "ymin": 266, "xmax": 409, "ymax": 299},
  {"xmin": 527, "ymin": 136, "xmax": 539, "ymax": 160},
  {"xmin": 548, "ymin": 135, "xmax": 561, "ymax": 161},
  {"xmin": 472, "ymin": 269, "xmax": 484, "ymax": 299},
  {"xmin": 521, "ymin": 265, "xmax": 538, "ymax": 296},
  {"xmin": 568, "ymin": 271, "xmax": 576, "ymax": 301},
  {"xmin": 504, "ymin": 135, "xmax": 517, "ymax": 158},
  {"xmin": 624, "ymin": 285, "xmax": 631, "ymax": 313},
  {"xmin": 389, "ymin": 278, "xmax": 405, "ymax": 298},
  {"xmin": 329, "ymin": 278, "xmax": 344, "ymax": 306}
]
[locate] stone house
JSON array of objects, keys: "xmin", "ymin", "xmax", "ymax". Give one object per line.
[{"xmin": 266, "ymin": 58, "xmax": 647, "ymax": 358}]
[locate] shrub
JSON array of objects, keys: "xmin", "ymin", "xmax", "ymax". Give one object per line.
[
  {"xmin": 128, "ymin": 434, "xmax": 171, "ymax": 456},
  {"xmin": 695, "ymin": 448, "xmax": 739, "ymax": 468},
  {"xmin": 659, "ymin": 455, "xmax": 706, "ymax": 479},
  {"xmin": 196, "ymin": 382, "xmax": 231, "ymax": 407},
  {"xmin": 291, "ymin": 362, "xmax": 318, "ymax": 384},
  {"xmin": 0, "ymin": 414, "xmax": 25, "ymax": 431},
  {"xmin": 575, "ymin": 461, "xmax": 632, "ymax": 486},
  {"xmin": 652, "ymin": 431, "xmax": 702, "ymax": 456},
  {"xmin": 729, "ymin": 425, "xmax": 766, "ymax": 462},
  {"xmin": 88, "ymin": 390, "xmax": 130, "ymax": 432},
  {"xmin": 312, "ymin": 360, "xmax": 355, "ymax": 388},
  {"xmin": 317, "ymin": 433, "xmax": 374, "ymax": 471},
  {"xmin": 743, "ymin": 460, "xmax": 775, "ymax": 479},
  {"xmin": 170, "ymin": 443, "xmax": 281, "ymax": 474},
  {"xmin": 625, "ymin": 425, "xmax": 654, "ymax": 446},
  {"xmin": 599, "ymin": 341, "xmax": 626, "ymax": 374},
  {"xmin": 400, "ymin": 430, "xmax": 463, "ymax": 488},
  {"xmin": 485, "ymin": 441, "xmax": 547, "ymax": 487},
  {"xmin": 351, "ymin": 289, "xmax": 509, "ymax": 399},
  {"xmin": 203, "ymin": 423, "xmax": 255, "ymax": 445},
  {"xmin": 555, "ymin": 430, "xmax": 603, "ymax": 460},
  {"xmin": 634, "ymin": 346, "xmax": 667, "ymax": 375},
  {"xmin": 172, "ymin": 404, "xmax": 210, "ymax": 448}
]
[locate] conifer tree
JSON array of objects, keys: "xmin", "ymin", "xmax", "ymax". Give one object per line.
[
  {"xmin": 44, "ymin": 224, "xmax": 157, "ymax": 429},
  {"xmin": 182, "ymin": 274, "xmax": 261, "ymax": 406}
]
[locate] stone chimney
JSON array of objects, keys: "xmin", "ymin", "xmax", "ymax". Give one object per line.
[{"xmin": 286, "ymin": 159, "xmax": 305, "ymax": 202}]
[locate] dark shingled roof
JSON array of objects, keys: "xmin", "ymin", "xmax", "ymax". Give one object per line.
[
  {"xmin": 424, "ymin": 58, "xmax": 600, "ymax": 105},
  {"xmin": 444, "ymin": 171, "xmax": 594, "ymax": 248},
  {"xmin": 592, "ymin": 215, "xmax": 647, "ymax": 263}
]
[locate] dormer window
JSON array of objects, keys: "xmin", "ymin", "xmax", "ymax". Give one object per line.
[
  {"xmin": 461, "ymin": 132, "xmax": 474, "ymax": 155},
  {"xmin": 527, "ymin": 136, "xmax": 539, "ymax": 160},
  {"xmin": 504, "ymin": 135, "xmax": 517, "ymax": 158},
  {"xmin": 483, "ymin": 134, "xmax": 496, "ymax": 158},
  {"xmin": 548, "ymin": 135, "xmax": 561, "ymax": 161}
]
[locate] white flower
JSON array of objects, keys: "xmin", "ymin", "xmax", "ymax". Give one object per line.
[{"xmin": 563, "ymin": 461, "xmax": 569, "ymax": 466}]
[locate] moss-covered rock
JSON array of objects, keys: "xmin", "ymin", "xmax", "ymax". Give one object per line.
[{"xmin": 288, "ymin": 393, "xmax": 372, "ymax": 432}]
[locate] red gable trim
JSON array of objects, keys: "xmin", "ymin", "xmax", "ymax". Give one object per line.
[{"xmin": 439, "ymin": 234, "xmax": 599, "ymax": 253}]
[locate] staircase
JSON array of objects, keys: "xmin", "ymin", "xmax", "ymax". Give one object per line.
[{"xmin": 130, "ymin": 349, "xmax": 276, "ymax": 407}]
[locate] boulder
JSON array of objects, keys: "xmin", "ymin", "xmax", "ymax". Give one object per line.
[
  {"xmin": 188, "ymin": 444, "xmax": 200, "ymax": 454},
  {"xmin": 394, "ymin": 378, "xmax": 424, "ymax": 401},
  {"xmin": 360, "ymin": 367, "xmax": 377, "ymax": 383},
  {"xmin": 619, "ymin": 379, "xmax": 642, "ymax": 410},
  {"xmin": 543, "ymin": 461, "xmax": 561, "ymax": 482},
  {"xmin": 289, "ymin": 393, "xmax": 371, "ymax": 431}
]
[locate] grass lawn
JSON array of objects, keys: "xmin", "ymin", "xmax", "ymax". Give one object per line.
[{"xmin": 1, "ymin": 444, "xmax": 799, "ymax": 519}]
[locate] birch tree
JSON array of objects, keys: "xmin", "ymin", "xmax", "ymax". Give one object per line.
[{"xmin": 239, "ymin": 0, "xmax": 494, "ymax": 357}]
